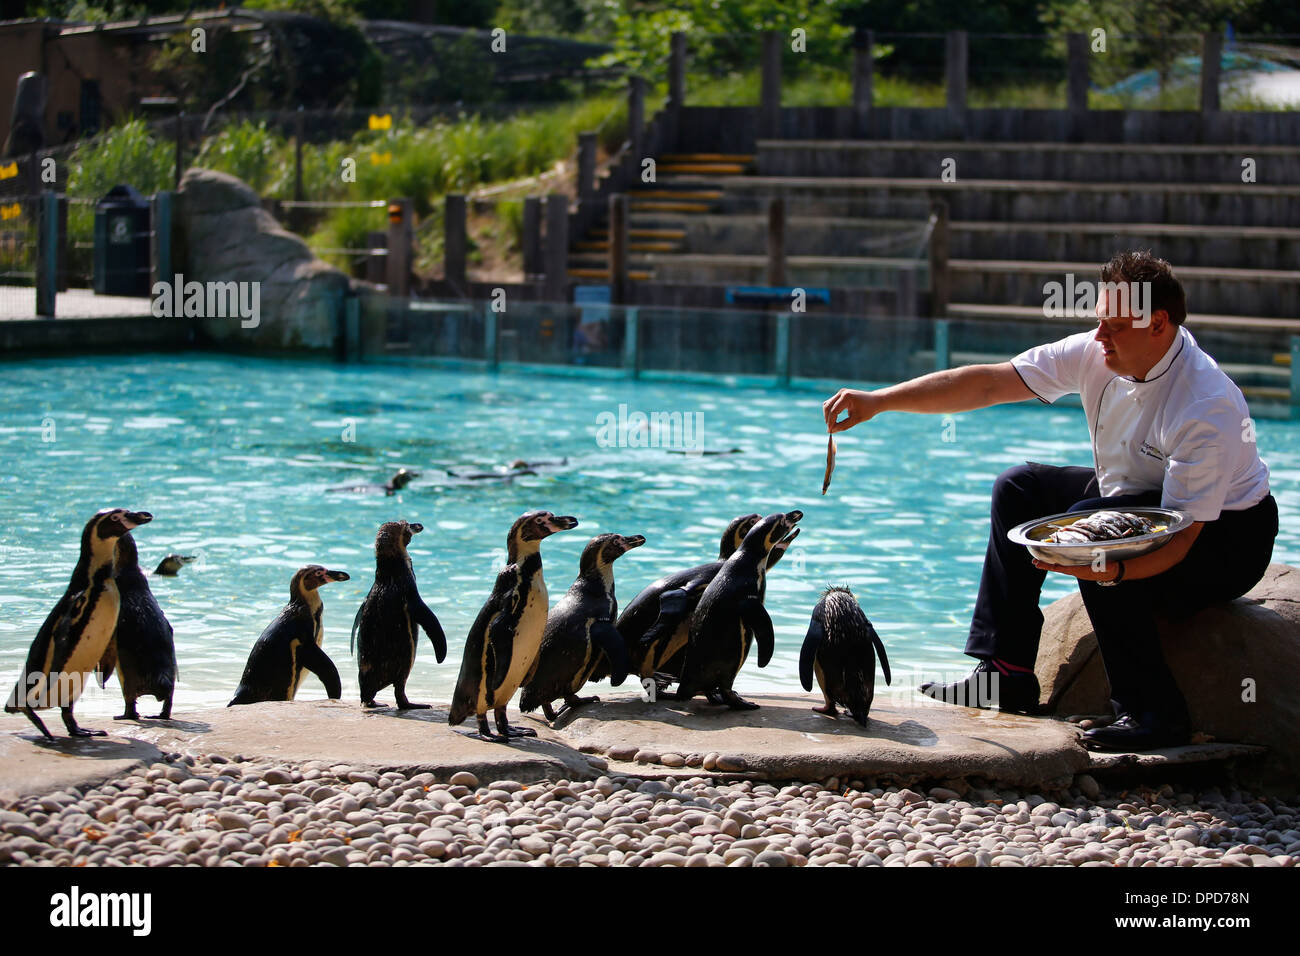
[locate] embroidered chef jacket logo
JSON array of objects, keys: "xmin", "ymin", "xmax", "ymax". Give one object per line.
[{"xmin": 1138, "ymin": 441, "xmax": 1166, "ymax": 462}]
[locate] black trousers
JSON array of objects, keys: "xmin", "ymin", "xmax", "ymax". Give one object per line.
[{"xmin": 967, "ymin": 461, "xmax": 1279, "ymax": 718}]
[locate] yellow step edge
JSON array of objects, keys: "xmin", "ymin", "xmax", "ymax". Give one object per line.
[
  {"xmin": 633, "ymin": 190, "xmax": 723, "ymax": 200},
  {"xmin": 567, "ymin": 268, "xmax": 653, "ymax": 280},
  {"xmin": 630, "ymin": 202, "xmax": 711, "ymax": 213},
  {"xmin": 661, "ymin": 153, "xmax": 753, "ymax": 162}
]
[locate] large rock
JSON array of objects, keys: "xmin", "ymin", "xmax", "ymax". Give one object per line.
[
  {"xmin": 1036, "ymin": 563, "xmax": 1300, "ymax": 777},
  {"xmin": 174, "ymin": 168, "xmax": 377, "ymax": 352}
]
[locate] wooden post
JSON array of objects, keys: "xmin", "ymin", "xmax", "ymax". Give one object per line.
[
  {"xmin": 896, "ymin": 266, "xmax": 917, "ymax": 319},
  {"xmin": 609, "ymin": 193, "xmax": 628, "ymax": 305},
  {"xmin": 56, "ymin": 193, "xmax": 68, "ymax": 291},
  {"xmin": 1201, "ymin": 32, "xmax": 1222, "ymax": 113},
  {"xmin": 1067, "ymin": 33, "xmax": 1089, "ymax": 113},
  {"xmin": 577, "ymin": 132, "xmax": 597, "ymax": 203},
  {"xmin": 174, "ymin": 110, "xmax": 184, "ymax": 190},
  {"xmin": 766, "ymin": 196, "xmax": 785, "ymax": 287},
  {"xmin": 623, "ymin": 307, "xmax": 639, "ymax": 378},
  {"xmin": 294, "ymin": 107, "xmax": 304, "ymax": 202},
  {"xmin": 945, "ymin": 31, "xmax": 968, "ymax": 133},
  {"xmin": 386, "ymin": 196, "xmax": 413, "ymax": 299},
  {"xmin": 760, "ymin": 30, "xmax": 782, "ymax": 140},
  {"xmin": 444, "ymin": 194, "xmax": 466, "ymax": 293},
  {"xmin": 853, "ymin": 27, "xmax": 874, "ymax": 137},
  {"xmin": 35, "ymin": 190, "xmax": 57, "ymax": 317},
  {"xmin": 934, "ymin": 319, "xmax": 951, "ymax": 371},
  {"xmin": 365, "ymin": 231, "xmax": 387, "ymax": 285},
  {"xmin": 1292, "ymin": 335, "xmax": 1300, "ymax": 417},
  {"xmin": 628, "ymin": 76, "xmax": 645, "ymax": 162},
  {"xmin": 929, "ymin": 199, "xmax": 950, "ymax": 317},
  {"xmin": 522, "ymin": 196, "xmax": 542, "ymax": 279},
  {"xmin": 544, "ymin": 193, "xmax": 569, "ymax": 302},
  {"xmin": 668, "ymin": 32, "xmax": 687, "ymax": 111},
  {"xmin": 149, "ymin": 191, "xmax": 171, "ymax": 294}
]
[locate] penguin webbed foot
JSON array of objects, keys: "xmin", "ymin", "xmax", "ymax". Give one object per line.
[
  {"xmin": 718, "ymin": 690, "xmax": 760, "ymax": 711},
  {"xmin": 114, "ymin": 700, "xmax": 140, "ymax": 721},
  {"xmin": 61, "ymin": 709, "xmax": 106, "ymax": 737},
  {"xmin": 396, "ymin": 701, "xmax": 432, "ymax": 710},
  {"xmin": 362, "ymin": 699, "xmax": 386, "ymax": 709},
  {"xmin": 812, "ymin": 702, "xmax": 839, "ymax": 717},
  {"xmin": 467, "ymin": 714, "xmax": 506, "ymax": 742},
  {"xmin": 495, "ymin": 708, "xmax": 537, "ymax": 739}
]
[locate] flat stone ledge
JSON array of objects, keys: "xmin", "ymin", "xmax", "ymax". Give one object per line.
[
  {"xmin": 1087, "ymin": 742, "xmax": 1268, "ymax": 773},
  {"xmin": 0, "ymin": 727, "xmax": 163, "ymax": 804},
  {"xmin": 546, "ymin": 693, "xmax": 1091, "ymax": 789}
]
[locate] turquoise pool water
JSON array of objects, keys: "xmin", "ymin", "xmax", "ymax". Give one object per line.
[{"xmin": 2, "ymin": 354, "xmax": 1298, "ymax": 717}]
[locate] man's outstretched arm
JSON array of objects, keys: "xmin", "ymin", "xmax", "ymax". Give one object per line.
[{"xmin": 823, "ymin": 362, "xmax": 1037, "ymax": 433}]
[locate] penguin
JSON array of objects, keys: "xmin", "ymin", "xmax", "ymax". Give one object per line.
[
  {"xmin": 106, "ymin": 531, "xmax": 178, "ymax": 720},
  {"xmin": 4, "ymin": 508, "xmax": 153, "ymax": 738},
  {"xmin": 229, "ymin": 565, "xmax": 349, "ymax": 705},
  {"xmin": 520, "ymin": 533, "xmax": 643, "ymax": 722},
  {"xmin": 448, "ymin": 510, "xmax": 578, "ymax": 741},
  {"xmin": 328, "ymin": 469, "xmax": 419, "ymax": 495},
  {"xmin": 799, "ymin": 586, "xmax": 892, "ymax": 726},
  {"xmin": 675, "ymin": 510, "xmax": 803, "ymax": 710},
  {"xmin": 617, "ymin": 514, "xmax": 760, "ymax": 685},
  {"xmin": 351, "ymin": 520, "xmax": 447, "ymax": 709},
  {"xmin": 153, "ymin": 554, "xmax": 196, "ymax": 576}
]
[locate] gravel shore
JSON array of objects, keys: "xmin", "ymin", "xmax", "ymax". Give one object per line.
[{"xmin": 1, "ymin": 754, "xmax": 1297, "ymax": 867}]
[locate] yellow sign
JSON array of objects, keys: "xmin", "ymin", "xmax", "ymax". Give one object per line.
[
  {"xmin": 0, "ymin": 203, "xmax": 22, "ymax": 220},
  {"xmin": 368, "ymin": 114, "xmax": 392, "ymax": 130},
  {"xmin": 0, "ymin": 162, "xmax": 17, "ymax": 180},
  {"xmin": 370, "ymin": 151, "xmax": 392, "ymax": 165}
]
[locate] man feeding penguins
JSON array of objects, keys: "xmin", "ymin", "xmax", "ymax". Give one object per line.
[{"xmin": 823, "ymin": 251, "xmax": 1277, "ymax": 752}]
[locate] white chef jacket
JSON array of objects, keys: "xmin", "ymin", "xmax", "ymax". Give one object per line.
[{"xmin": 1010, "ymin": 325, "xmax": 1271, "ymax": 522}]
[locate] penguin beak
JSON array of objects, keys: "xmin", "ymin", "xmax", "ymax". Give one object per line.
[
  {"xmin": 774, "ymin": 526, "xmax": 801, "ymax": 550},
  {"xmin": 324, "ymin": 569, "xmax": 350, "ymax": 582},
  {"xmin": 547, "ymin": 515, "xmax": 579, "ymax": 533},
  {"xmin": 784, "ymin": 510, "xmax": 804, "ymax": 525},
  {"xmin": 125, "ymin": 511, "xmax": 153, "ymax": 528},
  {"xmin": 409, "ymin": 523, "xmax": 424, "ymax": 534},
  {"xmin": 622, "ymin": 534, "xmax": 646, "ymax": 551}
]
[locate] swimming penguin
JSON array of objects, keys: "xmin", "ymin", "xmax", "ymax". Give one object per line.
[
  {"xmin": 675, "ymin": 510, "xmax": 803, "ymax": 710},
  {"xmin": 618, "ymin": 514, "xmax": 760, "ymax": 685},
  {"xmin": 107, "ymin": 531, "xmax": 178, "ymax": 720},
  {"xmin": 351, "ymin": 520, "xmax": 447, "ymax": 709},
  {"xmin": 799, "ymin": 586, "xmax": 891, "ymax": 726},
  {"xmin": 229, "ymin": 565, "xmax": 349, "ymax": 706},
  {"xmin": 520, "ymin": 533, "xmax": 643, "ymax": 722},
  {"xmin": 327, "ymin": 469, "xmax": 419, "ymax": 495},
  {"xmin": 448, "ymin": 510, "xmax": 578, "ymax": 741},
  {"xmin": 153, "ymin": 554, "xmax": 196, "ymax": 576},
  {"xmin": 4, "ymin": 509, "xmax": 153, "ymax": 738}
]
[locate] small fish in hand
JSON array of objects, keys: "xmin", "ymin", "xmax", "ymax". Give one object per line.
[{"xmin": 822, "ymin": 434, "xmax": 837, "ymax": 495}]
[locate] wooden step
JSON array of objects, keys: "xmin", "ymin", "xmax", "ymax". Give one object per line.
[
  {"xmin": 661, "ymin": 153, "xmax": 754, "ymax": 163},
  {"xmin": 633, "ymin": 189, "xmax": 724, "ymax": 200},
  {"xmin": 629, "ymin": 201, "xmax": 712, "ymax": 213},
  {"xmin": 586, "ymin": 228, "xmax": 687, "ymax": 240},
  {"xmin": 567, "ymin": 268, "xmax": 653, "ymax": 281},
  {"xmin": 948, "ymin": 302, "xmax": 1300, "ymax": 334},
  {"xmin": 658, "ymin": 163, "xmax": 748, "ymax": 175},
  {"xmin": 575, "ymin": 240, "xmax": 679, "ymax": 253}
]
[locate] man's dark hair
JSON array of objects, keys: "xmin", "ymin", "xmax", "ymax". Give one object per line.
[{"xmin": 1099, "ymin": 250, "xmax": 1187, "ymax": 326}]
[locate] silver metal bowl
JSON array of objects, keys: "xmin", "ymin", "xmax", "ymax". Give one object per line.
[{"xmin": 1007, "ymin": 507, "xmax": 1194, "ymax": 567}]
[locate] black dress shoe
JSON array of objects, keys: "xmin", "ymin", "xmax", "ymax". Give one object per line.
[
  {"xmin": 919, "ymin": 660, "xmax": 1040, "ymax": 714},
  {"xmin": 1081, "ymin": 711, "xmax": 1191, "ymax": 752}
]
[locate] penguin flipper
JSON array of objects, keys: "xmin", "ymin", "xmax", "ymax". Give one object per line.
[
  {"xmin": 798, "ymin": 616, "xmax": 825, "ymax": 693},
  {"xmin": 867, "ymin": 620, "xmax": 891, "ymax": 685},
  {"xmin": 95, "ymin": 634, "xmax": 118, "ymax": 689},
  {"xmin": 296, "ymin": 642, "xmax": 342, "ymax": 699},
  {"xmin": 349, "ymin": 600, "xmax": 365, "ymax": 658},
  {"xmin": 641, "ymin": 588, "xmax": 691, "ymax": 648},
  {"xmin": 591, "ymin": 621, "xmax": 630, "ymax": 687},
  {"xmin": 412, "ymin": 589, "xmax": 448, "ymax": 663},
  {"xmin": 485, "ymin": 611, "xmax": 516, "ymax": 702},
  {"xmin": 740, "ymin": 596, "xmax": 775, "ymax": 668}
]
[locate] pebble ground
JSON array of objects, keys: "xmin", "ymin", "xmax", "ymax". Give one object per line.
[{"xmin": 2, "ymin": 754, "xmax": 1297, "ymax": 867}]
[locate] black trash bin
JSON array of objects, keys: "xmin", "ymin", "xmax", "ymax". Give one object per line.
[{"xmin": 93, "ymin": 184, "xmax": 152, "ymax": 296}]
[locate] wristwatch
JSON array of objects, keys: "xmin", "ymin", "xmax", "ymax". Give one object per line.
[{"xmin": 1098, "ymin": 560, "xmax": 1125, "ymax": 587}]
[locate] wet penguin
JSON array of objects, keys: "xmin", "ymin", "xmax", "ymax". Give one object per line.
[
  {"xmin": 799, "ymin": 586, "xmax": 892, "ymax": 726},
  {"xmin": 618, "ymin": 514, "xmax": 759, "ymax": 685},
  {"xmin": 520, "ymin": 533, "xmax": 643, "ymax": 722},
  {"xmin": 153, "ymin": 554, "xmax": 196, "ymax": 576},
  {"xmin": 229, "ymin": 565, "xmax": 349, "ymax": 705},
  {"xmin": 448, "ymin": 510, "xmax": 578, "ymax": 741},
  {"xmin": 351, "ymin": 520, "xmax": 447, "ymax": 709},
  {"xmin": 107, "ymin": 531, "xmax": 178, "ymax": 720},
  {"xmin": 328, "ymin": 469, "xmax": 419, "ymax": 495},
  {"xmin": 675, "ymin": 510, "xmax": 803, "ymax": 710},
  {"xmin": 4, "ymin": 509, "xmax": 153, "ymax": 738}
]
